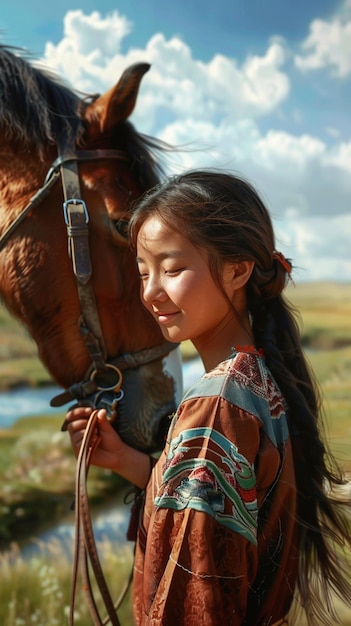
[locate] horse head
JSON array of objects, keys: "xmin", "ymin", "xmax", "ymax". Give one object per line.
[{"xmin": 0, "ymin": 46, "xmax": 182, "ymax": 451}]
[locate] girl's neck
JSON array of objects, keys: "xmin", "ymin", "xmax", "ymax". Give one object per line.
[{"xmin": 194, "ymin": 316, "xmax": 254, "ymax": 372}]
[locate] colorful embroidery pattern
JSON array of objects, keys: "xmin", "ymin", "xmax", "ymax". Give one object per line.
[
  {"xmin": 155, "ymin": 427, "xmax": 258, "ymax": 545},
  {"xmin": 229, "ymin": 353, "xmax": 286, "ymax": 419},
  {"xmin": 187, "ymin": 353, "xmax": 289, "ymax": 446}
]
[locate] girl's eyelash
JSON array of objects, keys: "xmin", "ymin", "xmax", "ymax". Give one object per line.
[
  {"xmin": 137, "ymin": 267, "xmax": 184, "ymax": 278},
  {"xmin": 165, "ymin": 267, "xmax": 184, "ymax": 274}
]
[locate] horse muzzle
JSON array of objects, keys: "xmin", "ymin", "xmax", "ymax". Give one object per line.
[{"xmin": 54, "ymin": 343, "xmax": 183, "ymax": 453}]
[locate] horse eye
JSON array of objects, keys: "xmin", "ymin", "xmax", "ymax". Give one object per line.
[{"xmin": 114, "ymin": 219, "xmax": 129, "ymax": 239}]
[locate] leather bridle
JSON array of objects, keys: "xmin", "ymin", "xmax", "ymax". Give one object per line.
[
  {"xmin": 0, "ymin": 146, "xmax": 176, "ymax": 409},
  {"xmin": 0, "ymin": 146, "xmax": 177, "ymax": 625},
  {"xmin": 0, "ymin": 147, "xmax": 130, "ymax": 381}
]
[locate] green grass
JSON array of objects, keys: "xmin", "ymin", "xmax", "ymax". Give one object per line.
[
  {"xmin": 0, "ymin": 283, "xmax": 351, "ymax": 624},
  {"xmin": 0, "ymin": 540, "xmax": 135, "ymax": 626},
  {"xmin": 306, "ymin": 346, "xmax": 351, "ymax": 472},
  {"xmin": 0, "ymin": 415, "xmax": 127, "ymax": 547},
  {"xmin": 0, "ymin": 305, "xmax": 49, "ymax": 389},
  {"xmin": 286, "ymin": 281, "xmax": 351, "ymax": 348}
]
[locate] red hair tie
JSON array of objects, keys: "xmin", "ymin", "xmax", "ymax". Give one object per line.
[{"xmin": 273, "ymin": 251, "xmax": 294, "ymax": 284}]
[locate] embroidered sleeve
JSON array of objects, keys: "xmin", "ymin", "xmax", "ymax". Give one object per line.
[
  {"xmin": 155, "ymin": 426, "xmax": 258, "ymax": 545},
  {"xmin": 137, "ymin": 395, "xmax": 261, "ymax": 625}
]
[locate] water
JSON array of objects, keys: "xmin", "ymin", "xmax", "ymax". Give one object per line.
[
  {"xmin": 0, "ymin": 357, "xmax": 205, "ymax": 555},
  {"xmin": 22, "ymin": 492, "xmax": 133, "ymax": 559},
  {"xmin": 0, "ymin": 385, "xmax": 64, "ymax": 428},
  {"xmin": 0, "ymin": 358, "xmax": 205, "ymax": 429}
]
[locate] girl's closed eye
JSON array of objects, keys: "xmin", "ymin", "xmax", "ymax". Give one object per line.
[
  {"xmin": 136, "ymin": 262, "xmax": 149, "ymax": 280},
  {"xmin": 136, "ymin": 268, "xmax": 147, "ymax": 280},
  {"xmin": 164, "ymin": 267, "xmax": 184, "ymax": 276}
]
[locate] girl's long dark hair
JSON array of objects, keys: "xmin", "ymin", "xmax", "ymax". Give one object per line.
[{"xmin": 130, "ymin": 169, "xmax": 351, "ymax": 624}]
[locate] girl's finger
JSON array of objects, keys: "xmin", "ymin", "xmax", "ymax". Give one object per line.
[{"xmin": 61, "ymin": 406, "xmax": 92, "ymax": 431}]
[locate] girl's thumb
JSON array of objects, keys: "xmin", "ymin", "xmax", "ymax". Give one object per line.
[{"xmin": 96, "ymin": 409, "xmax": 115, "ymax": 431}]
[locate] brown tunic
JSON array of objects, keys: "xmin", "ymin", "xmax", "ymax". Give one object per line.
[{"xmin": 132, "ymin": 350, "xmax": 299, "ymax": 625}]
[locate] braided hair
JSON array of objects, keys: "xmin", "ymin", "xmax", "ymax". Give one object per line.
[{"xmin": 129, "ymin": 169, "xmax": 351, "ymax": 624}]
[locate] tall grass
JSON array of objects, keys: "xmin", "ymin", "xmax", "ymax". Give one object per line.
[
  {"xmin": 0, "ymin": 539, "xmax": 135, "ymax": 625},
  {"xmin": 1, "ymin": 283, "xmax": 350, "ymax": 624},
  {"xmin": 308, "ymin": 346, "xmax": 351, "ymax": 475}
]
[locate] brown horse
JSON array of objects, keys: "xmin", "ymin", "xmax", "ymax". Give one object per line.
[{"xmin": 0, "ymin": 45, "xmax": 182, "ymax": 452}]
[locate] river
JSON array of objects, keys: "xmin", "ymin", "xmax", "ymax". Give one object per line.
[
  {"xmin": 22, "ymin": 491, "xmax": 134, "ymax": 559},
  {"xmin": 0, "ymin": 385, "xmax": 64, "ymax": 427},
  {"xmin": 0, "ymin": 357, "xmax": 205, "ymax": 557},
  {"xmin": 0, "ymin": 357, "xmax": 204, "ymax": 428}
]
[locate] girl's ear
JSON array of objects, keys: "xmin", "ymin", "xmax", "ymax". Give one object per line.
[
  {"xmin": 223, "ymin": 261, "xmax": 254, "ymax": 293},
  {"xmin": 233, "ymin": 261, "xmax": 254, "ymax": 288}
]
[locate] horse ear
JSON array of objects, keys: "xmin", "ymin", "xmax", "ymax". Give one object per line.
[{"xmin": 84, "ymin": 63, "xmax": 151, "ymax": 133}]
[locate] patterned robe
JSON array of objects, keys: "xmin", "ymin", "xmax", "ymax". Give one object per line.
[{"xmin": 132, "ymin": 349, "xmax": 299, "ymax": 625}]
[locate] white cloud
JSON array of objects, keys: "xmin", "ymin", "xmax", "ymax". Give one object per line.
[
  {"xmin": 39, "ymin": 9, "xmax": 350, "ymax": 282},
  {"xmin": 43, "ymin": 10, "xmax": 133, "ymax": 92},
  {"xmin": 160, "ymin": 122, "xmax": 351, "ymax": 219},
  {"xmin": 63, "ymin": 9, "xmax": 132, "ymax": 56},
  {"xmin": 275, "ymin": 214, "xmax": 351, "ymax": 282},
  {"xmin": 42, "ymin": 13, "xmax": 290, "ymax": 120},
  {"xmin": 242, "ymin": 42, "xmax": 289, "ymax": 111},
  {"xmin": 295, "ymin": 4, "xmax": 351, "ymax": 77},
  {"xmin": 325, "ymin": 138, "xmax": 351, "ymax": 171}
]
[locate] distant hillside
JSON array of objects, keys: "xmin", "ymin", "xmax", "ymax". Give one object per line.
[
  {"xmin": 285, "ymin": 281, "xmax": 351, "ymax": 349},
  {"xmin": 0, "ymin": 281, "xmax": 350, "ymax": 387}
]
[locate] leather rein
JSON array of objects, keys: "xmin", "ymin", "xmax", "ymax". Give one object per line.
[{"xmin": 0, "ymin": 147, "xmax": 173, "ymax": 625}]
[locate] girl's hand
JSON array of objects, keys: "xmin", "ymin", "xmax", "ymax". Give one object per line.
[
  {"xmin": 64, "ymin": 405, "xmax": 153, "ymax": 489},
  {"xmin": 65, "ymin": 406, "xmax": 125, "ymax": 473}
]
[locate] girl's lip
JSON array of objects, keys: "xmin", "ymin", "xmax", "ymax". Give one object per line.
[{"xmin": 155, "ymin": 311, "xmax": 179, "ymax": 324}]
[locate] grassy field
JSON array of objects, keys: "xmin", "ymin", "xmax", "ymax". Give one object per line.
[
  {"xmin": 0, "ymin": 304, "xmax": 51, "ymax": 389},
  {"xmin": 0, "ymin": 282, "xmax": 351, "ymax": 624},
  {"xmin": 0, "ymin": 540, "xmax": 135, "ymax": 626},
  {"xmin": 285, "ymin": 281, "xmax": 351, "ymax": 348},
  {"xmin": 1, "ymin": 280, "xmax": 351, "ymax": 386},
  {"xmin": 0, "ymin": 281, "xmax": 350, "ymax": 510}
]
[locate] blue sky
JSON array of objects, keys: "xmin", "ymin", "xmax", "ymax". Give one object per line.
[{"xmin": 1, "ymin": 1, "xmax": 350, "ymax": 281}]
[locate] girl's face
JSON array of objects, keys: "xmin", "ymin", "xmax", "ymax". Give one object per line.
[{"xmin": 136, "ymin": 215, "xmax": 236, "ymax": 352}]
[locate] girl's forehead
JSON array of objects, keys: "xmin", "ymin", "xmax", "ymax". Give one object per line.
[
  {"xmin": 136, "ymin": 215, "xmax": 198, "ymax": 261},
  {"xmin": 137, "ymin": 215, "xmax": 177, "ymax": 247}
]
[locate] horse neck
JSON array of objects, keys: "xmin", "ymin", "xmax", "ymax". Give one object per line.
[{"xmin": 0, "ymin": 146, "xmax": 50, "ymax": 227}]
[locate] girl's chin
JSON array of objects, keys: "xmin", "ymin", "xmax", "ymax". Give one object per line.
[{"xmin": 160, "ymin": 327, "xmax": 187, "ymax": 344}]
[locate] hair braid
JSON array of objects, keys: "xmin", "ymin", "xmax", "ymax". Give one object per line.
[
  {"xmin": 249, "ymin": 266, "xmax": 351, "ymax": 623},
  {"xmin": 130, "ymin": 169, "xmax": 351, "ymax": 623}
]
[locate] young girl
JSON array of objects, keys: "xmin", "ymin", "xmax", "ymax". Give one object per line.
[{"xmin": 66, "ymin": 170, "xmax": 351, "ymax": 625}]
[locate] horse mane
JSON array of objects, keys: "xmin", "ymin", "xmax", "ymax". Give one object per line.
[{"xmin": 0, "ymin": 44, "xmax": 167, "ymax": 188}]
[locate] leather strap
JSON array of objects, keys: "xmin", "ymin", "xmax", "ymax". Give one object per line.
[
  {"xmin": 59, "ymin": 151, "xmax": 107, "ymax": 372},
  {"xmin": 70, "ymin": 409, "xmax": 128, "ymax": 626},
  {"xmin": 0, "ymin": 170, "xmax": 61, "ymax": 251},
  {"xmin": 52, "ymin": 340, "xmax": 178, "ymax": 408}
]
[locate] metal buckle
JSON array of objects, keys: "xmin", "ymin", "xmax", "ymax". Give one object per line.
[
  {"xmin": 90, "ymin": 363, "xmax": 123, "ymax": 392},
  {"xmin": 94, "ymin": 390, "xmax": 124, "ymax": 423},
  {"xmin": 89, "ymin": 365, "xmax": 124, "ymax": 423},
  {"xmin": 63, "ymin": 198, "xmax": 89, "ymax": 225}
]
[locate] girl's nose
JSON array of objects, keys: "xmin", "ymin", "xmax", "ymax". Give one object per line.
[{"xmin": 141, "ymin": 276, "xmax": 167, "ymax": 304}]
